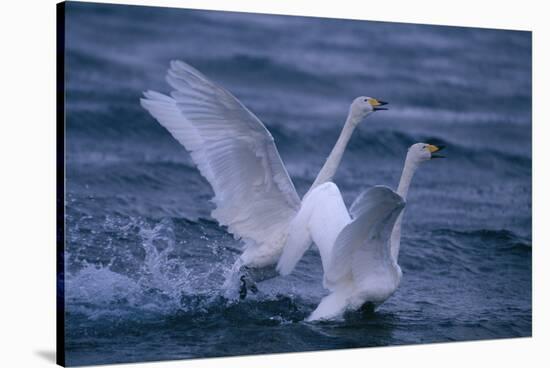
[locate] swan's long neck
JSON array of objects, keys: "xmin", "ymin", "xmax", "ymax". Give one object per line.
[
  {"xmin": 308, "ymin": 114, "xmax": 360, "ymax": 195},
  {"xmin": 396, "ymin": 155, "xmax": 419, "ymax": 199},
  {"xmin": 390, "ymin": 154, "xmax": 419, "ymax": 262}
]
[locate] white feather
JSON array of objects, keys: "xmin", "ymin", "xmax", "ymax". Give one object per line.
[
  {"xmin": 141, "ymin": 60, "xmax": 300, "ymax": 267},
  {"xmin": 326, "ymin": 186, "xmax": 405, "ymax": 289},
  {"xmin": 141, "ymin": 61, "xmax": 383, "ymax": 274},
  {"xmin": 293, "ymin": 143, "xmax": 438, "ymax": 321},
  {"xmin": 276, "ymin": 201, "xmax": 313, "ymax": 276},
  {"xmin": 277, "ymin": 183, "xmax": 351, "ymax": 278},
  {"xmin": 332, "ymin": 187, "xmax": 405, "ymax": 306},
  {"xmin": 284, "ymin": 183, "xmax": 406, "ymax": 321}
]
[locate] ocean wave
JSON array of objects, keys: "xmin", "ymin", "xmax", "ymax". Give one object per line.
[
  {"xmin": 65, "ymin": 103, "xmax": 531, "ymax": 174},
  {"xmin": 63, "ymin": 4, "xmax": 531, "ymax": 363},
  {"xmin": 188, "ymin": 54, "xmax": 340, "ymax": 95},
  {"xmin": 65, "ymin": 218, "xmax": 235, "ymax": 318},
  {"xmin": 333, "ymin": 128, "xmax": 531, "ymax": 170},
  {"xmin": 432, "ymin": 228, "xmax": 531, "ymax": 253}
]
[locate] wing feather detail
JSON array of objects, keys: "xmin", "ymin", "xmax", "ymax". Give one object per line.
[{"xmin": 141, "ymin": 61, "xmax": 300, "ymax": 266}]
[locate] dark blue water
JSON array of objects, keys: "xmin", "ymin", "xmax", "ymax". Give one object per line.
[{"xmin": 63, "ymin": 2, "xmax": 532, "ymax": 366}]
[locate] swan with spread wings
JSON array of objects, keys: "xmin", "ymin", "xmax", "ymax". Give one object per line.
[
  {"xmin": 141, "ymin": 60, "xmax": 388, "ymax": 294},
  {"xmin": 277, "ymin": 143, "xmax": 445, "ymax": 320}
]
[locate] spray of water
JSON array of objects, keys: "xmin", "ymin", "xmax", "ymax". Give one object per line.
[{"xmin": 65, "ymin": 217, "xmax": 241, "ymax": 319}]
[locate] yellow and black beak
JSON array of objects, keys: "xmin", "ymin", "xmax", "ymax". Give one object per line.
[
  {"xmin": 427, "ymin": 144, "xmax": 446, "ymax": 159},
  {"xmin": 369, "ymin": 98, "xmax": 389, "ymax": 111}
]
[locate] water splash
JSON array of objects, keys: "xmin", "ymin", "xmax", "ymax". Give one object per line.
[{"xmin": 65, "ymin": 217, "xmax": 239, "ymax": 319}]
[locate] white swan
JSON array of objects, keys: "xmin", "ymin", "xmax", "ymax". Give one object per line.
[
  {"xmin": 140, "ymin": 60, "xmax": 388, "ymax": 279},
  {"xmin": 277, "ymin": 143, "xmax": 445, "ymax": 321}
]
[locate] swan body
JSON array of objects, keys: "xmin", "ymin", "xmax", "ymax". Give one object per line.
[
  {"xmin": 141, "ymin": 60, "xmax": 387, "ymax": 272},
  {"xmin": 277, "ymin": 143, "xmax": 445, "ymax": 320}
]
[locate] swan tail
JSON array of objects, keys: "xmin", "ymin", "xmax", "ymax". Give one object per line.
[{"xmin": 276, "ymin": 201, "xmax": 314, "ymax": 276}]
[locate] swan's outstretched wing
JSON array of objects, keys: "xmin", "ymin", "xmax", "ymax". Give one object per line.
[
  {"xmin": 141, "ymin": 61, "xmax": 301, "ymax": 266},
  {"xmin": 325, "ymin": 186, "xmax": 405, "ymax": 288}
]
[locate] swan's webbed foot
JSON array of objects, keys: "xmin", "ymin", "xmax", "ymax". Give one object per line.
[
  {"xmin": 239, "ymin": 275, "xmax": 247, "ymax": 300},
  {"xmin": 239, "ymin": 274, "xmax": 259, "ymax": 300},
  {"xmin": 230, "ymin": 262, "xmax": 276, "ymax": 300},
  {"xmin": 359, "ymin": 302, "xmax": 377, "ymax": 314}
]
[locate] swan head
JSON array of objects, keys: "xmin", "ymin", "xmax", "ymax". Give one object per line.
[
  {"xmin": 349, "ymin": 96, "xmax": 388, "ymax": 123},
  {"xmin": 407, "ymin": 143, "xmax": 446, "ymax": 163}
]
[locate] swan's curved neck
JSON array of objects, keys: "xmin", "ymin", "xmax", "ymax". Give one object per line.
[
  {"xmin": 390, "ymin": 155, "xmax": 419, "ymax": 262},
  {"xmin": 396, "ymin": 155, "xmax": 419, "ymax": 199},
  {"xmin": 307, "ymin": 114, "xmax": 360, "ymax": 195}
]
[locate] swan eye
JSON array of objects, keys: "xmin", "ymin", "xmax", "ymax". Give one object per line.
[{"xmin": 364, "ymin": 99, "xmax": 368, "ymax": 102}]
